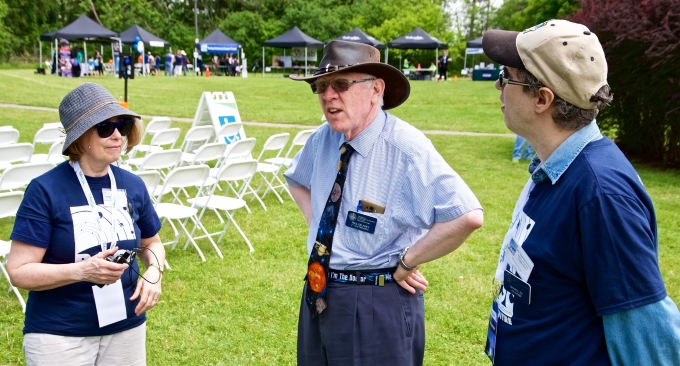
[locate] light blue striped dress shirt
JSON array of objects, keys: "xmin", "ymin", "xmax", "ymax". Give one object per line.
[{"xmin": 285, "ymin": 111, "xmax": 482, "ymax": 270}]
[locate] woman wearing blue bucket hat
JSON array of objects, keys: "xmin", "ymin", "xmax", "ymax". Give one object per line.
[{"xmin": 7, "ymin": 83, "xmax": 165, "ymax": 366}]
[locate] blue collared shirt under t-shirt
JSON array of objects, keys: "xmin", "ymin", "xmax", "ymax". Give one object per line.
[{"xmin": 284, "ymin": 110, "xmax": 481, "ymax": 270}]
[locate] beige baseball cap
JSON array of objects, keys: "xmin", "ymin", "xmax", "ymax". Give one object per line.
[{"xmin": 483, "ymin": 19, "xmax": 608, "ymax": 109}]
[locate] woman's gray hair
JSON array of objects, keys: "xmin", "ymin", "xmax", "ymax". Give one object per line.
[{"xmin": 517, "ymin": 68, "xmax": 613, "ymax": 130}]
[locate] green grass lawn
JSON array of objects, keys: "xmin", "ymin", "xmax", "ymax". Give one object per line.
[{"xmin": 0, "ymin": 71, "xmax": 678, "ymax": 365}]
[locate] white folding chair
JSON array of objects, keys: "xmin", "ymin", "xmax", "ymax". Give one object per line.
[
  {"xmin": 126, "ymin": 138, "xmax": 182, "ymax": 170},
  {"xmin": 0, "ymin": 162, "xmax": 56, "ymax": 191},
  {"xmin": 0, "ymin": 127, "xmax": 19, "ymax": 146},
  {"xmin": 128, "ymin": 128, "xmax": 180, "ymax": 160},
  {"xmin": 207, "ymin": 137, "xmax": 263, "ymax": 211},
  {"xmin": 179, "ymin": 128, "xmax": 221, "ymax": 165},
  {"xmin": 127, "ymin": 148, "xmax": 183, "ymax": 177},
  {"xmin": 252, "ymin": 133, "xmax": 290, "ymax": 205},
  {"xmin": 214, "ymin": 122, "xmax": 244, "ymax": 145},
  {"xmin": 29, "ymin": 139, "xmax": 66, "ymax": 164},
  {"xmin": 0, "ymin": 191, "xmax": 27, "ymax": 312},
  {"xmin": 154, "ymin": 165, "xmax": 221, "ymax": 261},
  {"xmin": 263, "ymin": 129, "xmax": 315, "ymax": 199},
  {"xmin": 143, "ymin": 117, "xmax": 172, "ymax": 141},
  {"xmin": 131, "ymin": 170, "xmax": 162, "ymax": 203},
  {"xmin": 188, "ymin": 159, "xmax": 259, "ymax": 252},
  {"xmin": 32, "ymin": 125, "xmax": 63, "ymax": 146},
  {"xmin": 0, "ymin": 143, "xmax": 34, "ymax": 171}
]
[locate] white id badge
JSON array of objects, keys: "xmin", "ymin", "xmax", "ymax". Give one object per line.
[
  {"xmin": 114, "ymin": 189, "xmax": 128, "ymax": 208},
  {"xmin": 92, "ymin": 279, "xmax": 127, "ymax": 327},
  {"xmin": 506, "ymin": 239, "xmax": 534, "ymax": 281},
  {"xmin": 102, "ymin": 189, "xmax": 114, "ymax": 207}
]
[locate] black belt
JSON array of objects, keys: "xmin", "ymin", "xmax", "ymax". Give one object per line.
[{"xmin": 327, "ymin": 268, "xmax": 396, "ymax": 287}]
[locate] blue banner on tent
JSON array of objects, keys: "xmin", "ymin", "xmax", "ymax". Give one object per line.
[{"xmin": 200, "ymin": 43, "xmax": 239, "ymax": 53}]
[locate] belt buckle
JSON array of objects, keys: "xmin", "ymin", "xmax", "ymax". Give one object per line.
[{"xmin": 356, "ymin": 271, "xmax": 363, "ymax": 285}]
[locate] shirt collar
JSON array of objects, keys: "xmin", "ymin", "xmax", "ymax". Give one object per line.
[
  {"xmin": 338, "ymin": 110, "xmax": 386, "ymax": 157},
  {"xmin": 529, "ymin": 120, "xmax": 603, "ymax": 184}
]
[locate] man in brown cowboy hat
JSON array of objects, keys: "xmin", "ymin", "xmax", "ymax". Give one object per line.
[{"xmin": 285, "ymin": 40, "xmax": 484, "ymax": 365}]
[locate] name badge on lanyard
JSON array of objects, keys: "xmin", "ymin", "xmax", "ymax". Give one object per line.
[
  {"xmin": 72, "ymin": 162, "xmax": 128, "ymax": 327},
  {"xmin": 73, "ymin": 161, "xmax": 118, "ymax": 251}
]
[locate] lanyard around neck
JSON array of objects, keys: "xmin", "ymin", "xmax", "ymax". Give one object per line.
[{"xmin": 73, "ymin": 161, "xmax": 118, "ymax": 252}]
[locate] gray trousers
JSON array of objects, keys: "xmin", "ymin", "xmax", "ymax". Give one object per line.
[{"xmin": 297, "ymin": 280, "xmax": 425, "ymax": 366}]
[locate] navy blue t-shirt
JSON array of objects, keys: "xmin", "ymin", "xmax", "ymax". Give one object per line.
[
  {"xmin": 494, "ymin": 137, "xmax": 667, "ymax": 365},
  {"xmin": 10, "ymin": 162, "xmax": 162, "ymax": 337}
]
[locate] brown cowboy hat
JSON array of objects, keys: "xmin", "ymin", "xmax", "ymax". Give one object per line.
[{"xmin": 290, "ymin": 40, "xmax": 410, "ymax": 110}]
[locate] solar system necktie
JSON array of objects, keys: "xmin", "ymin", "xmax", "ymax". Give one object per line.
[{"xmin": 306, "ymin": 143, "xmax": 355, "ymax": 317}]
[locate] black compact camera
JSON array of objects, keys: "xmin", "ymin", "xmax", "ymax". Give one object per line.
[{"xmin": 105, "ymin": 249, "xmax": 137, "ymax": 264}]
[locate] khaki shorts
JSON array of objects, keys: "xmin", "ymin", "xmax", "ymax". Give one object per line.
[{"xmin": 24, "ymin": 323, "xmax": 146, "ymax": 366}]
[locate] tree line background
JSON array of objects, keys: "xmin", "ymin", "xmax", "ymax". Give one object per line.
[{"xmin": 0, "ymin": 0, "xmax": 677, "ymax": 165}]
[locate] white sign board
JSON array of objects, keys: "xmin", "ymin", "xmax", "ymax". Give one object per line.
[{"xmin": 192, "ymin": 91, "xmax": 248, "ymax": 156}]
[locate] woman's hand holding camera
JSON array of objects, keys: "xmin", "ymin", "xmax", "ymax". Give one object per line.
[{"xmin": 79, "ymin": 246, "xmax": 128, "ymax": 286}]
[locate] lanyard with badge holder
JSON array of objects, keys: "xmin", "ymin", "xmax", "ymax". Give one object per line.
[
  {"xmin": 485, "ymin": 176, "xmax": 537, "ymax": 362},
  {"xmin": 73, "ymin": 161, "xmax": 118, "ymax": 251},
  {"xmin": 73, "ymin": 161, "xmax": 129, "ymax": 328}
]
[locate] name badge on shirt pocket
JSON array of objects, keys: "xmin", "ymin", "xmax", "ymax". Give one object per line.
[
  {"xmin": 345, "ymin": 211, "xmax": 377, "ymax": 234},
  {"xmin": 504, "ymin": 270, "xmax": 531, "ymax": 305}
]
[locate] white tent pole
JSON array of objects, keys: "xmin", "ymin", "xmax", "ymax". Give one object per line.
[
  {"xmin": 464, "ymin": 50, "xmax": 468, "ymax": 70},
  {"xmin": 385, "ymin": 47, "xmax": 388, "ymax": 64},
  {"xmin": 55, "ymin": 39, "xmax": 58, "ymax": 76},
  {"xmin": 39, "ymin": 41, "xmax": 43, "ymax": 68},
  {"xmin": 305, "ymin": 47, "xmax": 308, "ymax": 77},
  {"xmin": 84, "ymin": 43, "xmax": 88, "ymax": 72},
  {"xmin": 262, "ymin": 46, "xmax": 265, "ymax": 78}
]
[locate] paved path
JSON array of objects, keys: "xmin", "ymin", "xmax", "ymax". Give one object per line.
[{"xmin": 0, "ymin": 103, "xmax": 514, "ymax": 138}]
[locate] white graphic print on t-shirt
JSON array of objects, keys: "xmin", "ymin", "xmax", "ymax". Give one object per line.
[{"xmin": 71, "ymin": 204, "xmax": 135, "ymax": 262}]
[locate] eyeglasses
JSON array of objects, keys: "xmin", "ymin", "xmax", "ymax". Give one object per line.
[
  {"xmin": 95, "ymin": 119, "xmax": 135, "ymax": 138},
  {"xmin": 310, "ymin": 78, "xmax": 376, "ymax": 94},
  {"xmin": 499, "ymin": 70, "xmax": 532, "ymax": 88}
]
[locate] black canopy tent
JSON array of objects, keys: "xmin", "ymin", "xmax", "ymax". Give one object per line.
[
  {"xmin": 39, "ymin": 15, "xmax": 120, "ymax": 74},
  {"xmin": 120, "ymin": 25, "xmax": 170, "ymax": 47},
  {"xmin": 387, "ymin": 27, "xmax": 447, "ymax": 67},
  {"xmin": 464, "ymin": 35, "xmax": 484, "ymax": 70},
  {"xmin": 119, "ymin": 25, "xmax": 170, "ymax": 75},
  {"xmin": 262, "ymin": 26, "xmax": 324, "ymax": 77},
  {"xmin": 335, "ymin": 28, "xmax": 385, "ymax": 49}
]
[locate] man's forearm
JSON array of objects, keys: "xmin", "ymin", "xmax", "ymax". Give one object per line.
[
  {"xmin": 402, "ymin": 209, "xmax": 483, "ymax": 268},
  {"xmin": 289, "ymin": 185, "xmax": 312, "ymax": 227}
]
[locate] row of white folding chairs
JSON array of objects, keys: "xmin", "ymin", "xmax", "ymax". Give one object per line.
[
  {"xmin": 0, "ymin": 123, "xmax": 63, "ymax": 147},
  {"xmin": 145, "ymin": 161, "xmax": 259, "ymax": 264}
]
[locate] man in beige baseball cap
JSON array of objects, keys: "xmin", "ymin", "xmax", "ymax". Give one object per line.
[{"xmin": 481, "ymin": 19, "xmax": 680, "ymax": 365}]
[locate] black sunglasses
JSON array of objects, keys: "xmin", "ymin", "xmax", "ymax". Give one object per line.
[
  {"xmin": 95, "ymin": 119, "xmax": 135, "ymax": 138},
  {"xmin": 499, "ymin": 69, "xmax": 531, "ymax": 88},
  {"xmin": 310, "ymin": 78, "xmax": 376, "ymax": 94}
]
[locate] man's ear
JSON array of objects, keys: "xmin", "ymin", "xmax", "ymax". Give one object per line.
[
  {"xmin": 535, "ymin": 87, "xmax": 555, "ymax": 114},
  {"xmin": 372, "ymin": 78, "xmax": 386, "ymax": 102}
]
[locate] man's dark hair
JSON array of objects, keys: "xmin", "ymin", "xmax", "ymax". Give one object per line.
[{"xmin": 516, "ymin": 68, "xmax": 613, "ymax": 130}]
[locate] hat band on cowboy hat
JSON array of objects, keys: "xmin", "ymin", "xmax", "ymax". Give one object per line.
[
  {"xmin": 290, "ymin": 40, "xmax": 410, "ymax": 110},
  {"xmin": 482, "ymin": 19, "xmax": 608, "ymax": 110},
  {"xmin": 59, "ymin": 82, "xmax": 140, "ymax": 154}
]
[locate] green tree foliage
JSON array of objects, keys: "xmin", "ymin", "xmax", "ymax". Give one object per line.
[
  {"xmin": 0, "ymin": 0, "xmax": 456, "ymax": 66},
  {"xmin": 495, "ymin": 0, "xmax": 580, "ymax": 31},
  {"xmin": 572, "ymin": 0, "xmax": 680, "ymax": 165}
]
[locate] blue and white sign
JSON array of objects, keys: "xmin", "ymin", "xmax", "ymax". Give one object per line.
[{"xmin": 200, "ymin": 43, "xmax": 239, "ymax": 54}]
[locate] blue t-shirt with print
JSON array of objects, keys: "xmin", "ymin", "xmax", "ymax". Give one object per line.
[
  {"xmin": 493, "ymin": 137, "xmax": 666, "ymax": 365},
  {"xmin": 10, "ymin": 162, "xmax": 162, "ymax": 337}
]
